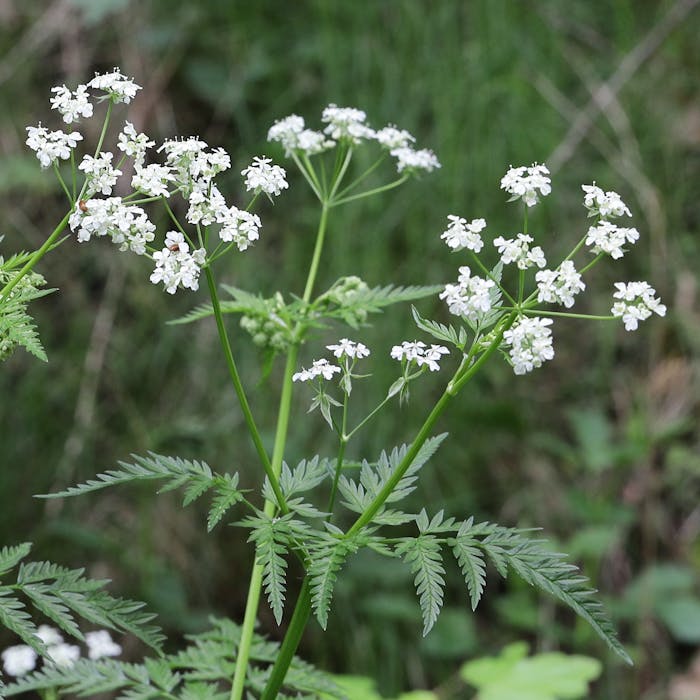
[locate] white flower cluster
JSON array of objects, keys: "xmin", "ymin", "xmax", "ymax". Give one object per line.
[
  {"xmin": 536, "ymin": 260, "xmax": 585, "ymax": 308},
  {"xmin": 611, "ymin": 281, "xmax": 666, "ymax": 331},
  {"xmin": 132, "ymin": 163, "xmax": 175, "ymax": 197},
  {"xmin": 503, "ymin": 316, "xmax": 555, "ymax": 374},
  {"xmin": 267, "ymin": 115, "xmax": 333, "ymax": 157},
  {"xmin": 87, "ymin": 68, "xmax": 141, "ymax": 104},
  {"xmin": 25, "ymin": 124, "xmax": 82, "ymax": 169},
  {"xmin": 150, "ymin": 231, "xmax": 206, "ymax": 294},
  {"xmin": 269, "ymin": 106, "xmax": 440, "ymax": 174},
  {"xmin": 322, "ymin": 104, "xmax": 375, "ymax": 143},
  {"xmin": 493, "ymin": 233, "xmax": 546, "ymax": 270},
  {"xmin": 581, "ymin": 183, "xmax": 639, "ymax": 260},
  {"xmin": 50, "ymin": 85, "xmax": 93, "ymax": 124},
  {"xmin": 500, "ymin": 163, "xmax": 551, "ymax": 207},
  {"xmin": 440, "ymin": 266, "xmax": 495, "ymax": 322},
  {"xmin": 27, "ymin": 70, "xmax": 140, "ymax": 170},
  {"xmin": 69, "ymin": 197, "xmax": 155, "ymax": 255},
  {"xmin": 79, "ymin": 152, "xmax": 122, "ymax": 196},
  {"xmin": 391, "ymin": 341, "xmax": 449, "ymax": 372},
  {"xmin": 241, "ymin": 156, "xmax": 289, "ymax": 197},
  {"xmin": 585, "ymin": 219, "xmax": 639, "ymax": 260},
  {"xmin": 118, "ymin": 121, "xmax": 155, "ymax": 165},
  {"xmin": 1, "ymin": 625, "xmax": 121, "ymax": 677},
  {"xmin": 158, "ymin": 138, "xmax": 231, "ymax": 192},
  {"xmin": 292, "ymin": 358, "xmax": 342, "ymax": 382},
  {"xmin": 327, "ymin": 338, "xmax": 370, "ymax": 360},
  {"xmin": 440, "ymin": 215, "xmax": 486, "ymax": 252},
  {"xmin": 217, "ymin": 206, "xmax": 261, "ymax": 251},
  {"xmin": 391, "ymin": 146, "xmax": 441, "ymax": 174},
  {"xmin": 582, "ymin": 183, "xmax": 631, "ymax": 219}
]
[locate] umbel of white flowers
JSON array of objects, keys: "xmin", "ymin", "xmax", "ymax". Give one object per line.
[{"xmin": 1, "ymin": 625, "xmax": 122, "ymax": 677}]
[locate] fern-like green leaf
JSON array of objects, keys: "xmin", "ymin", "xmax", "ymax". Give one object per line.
[
  {"xmin": 452, "ymin": 527, "xmax": 487, "ymax": 611},
  {"xmin": 207, "ymin": 473, "xmax": 244, "ymax": 531},
  {"xmin": 412, "ymin": 306, "xmax": 467, "ymax": 349},
  {"xmin": 241, "ymin": 515, "xmax": 291, "ymax": 624},
  {"xmin": 0, "ymin": 542, "xmax": 32, "ymax": 576},
  {"xmin": 41, "ymin": 453, "xmax": 213, "ymax": 498},
  {"xmin": 395, "ymin": 535, "xmax": 445, "ymax": 636},
  {"xmin": 478, "ymin": 525, "xmax": 632, "ymax": 664},
  {"xmin": 308, "ymin": 536, "xmax": 361, "ymax": 630},
  {"xmin": 0, "ymin": 587, "xmax": 40, "ymax": 649}
]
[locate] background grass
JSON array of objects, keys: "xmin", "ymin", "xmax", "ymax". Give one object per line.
[{"xmin": 1, "ymin": 1, "xmax": 699, "ymax": 697}]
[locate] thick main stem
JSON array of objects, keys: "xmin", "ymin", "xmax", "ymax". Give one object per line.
[
  {"xmin": 230, "ymin": 203, "xmax": 330, "ymax": 700},
  {"xmin": 0, "ymin": 211, "xmax": 71, "ymax": 305}
]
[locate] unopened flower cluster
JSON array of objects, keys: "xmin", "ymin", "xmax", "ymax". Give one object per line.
[
  {"xmin": 440, "ymin": 163, "xmax": 665, "ymax": 375},
  {"xmin": 26, "ymin": 68, "xmax": 288, "ymax": 295},
  {"xmin": 268, "ymin": 107, "xmax": 440, "ymax": 175},
  {"xmin": 1, "ymin": 625, "xmax": 121, "ymax": 677}
]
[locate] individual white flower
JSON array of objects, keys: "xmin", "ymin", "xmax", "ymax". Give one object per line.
[
  {"xmin": 132, "ymin": 163, "xmax": 175, "ymax": 197},
  {"xmin": 69, "ymin": 197, "xmax": 155, "ymax": 255},
  {"xmin": 46, "ymin": 643, "xmax": 80, "ymax": 668},
  {"xmin": 535, "ymin": 261, "xmax": 585, "ymax": 308},
  {"xmin": 150, "ymin": 231, "xmax": 206, "ymax": 294},
  {"xmin": 292, "ymin": 358, "xmax": 342, "ymax": 382},
  {"xmin": 391, "ymin": 340, "xmax": 427, "ymax": 362},
  {"xmin": 85, "ymin": 630, "xmax": 122, "ymax": 660},
  {"xmin": 493, "ymin": 233, "xmax": 546, "ymax": 269},
  {"xmin": 582, "ymin": 183, "xmax": 631, "ymax": 219},
  {"xmin": 500, "ymin": 163, "xmax": 551, "ymax": 207},
  {"xmin": 50, "ymin": 84, "xmax": 93, "ymax": 123},
  {"xmin": 439, "ymin": 266, "xmax": 495, "ymax": 321},
  {"xmin": 503, "ymin": 316, "xmax": 555, "ymax": 374},
  {"xmin": 611, "ymin": 281, "xmax": 666, "ymax": 331},
  {"xmin": 326, "ymin": 338, "xmax": 370, "ymax": 360},
  {"xmin": 1, "ymin": 645, "xmax": 37, "ymax": 676},
  {"xmin": 36, "ymin": 625, "xmax": 63, "ymax": 646},
  {"xmin": 440, "ymin": 215, "xmax": 486, "ymax": 252},
  {"xmin": 87, "ymin": 68, "xmax": 141, "ymax": 104},
  {"xmin": 216, "ymin": 205, "xmax": 261, "ymax": 251},
  {"xmin": 79, "ymin": 152, "xmax": 122, "ymax": 196},
  {"xmin": 241, "ymin": 156, "xmax": 288, "ymax": 197},
  {"xmin": 192, "ymin": 147, "xmax": 231, "ymax": 182},
  {"xmin": 117, "ymin": 121, "xmax": 155, "ymax": 164},
  {"xmin": 416, "ymin": 344, "xmax": 449, "ymax": 372},
  {"xmin": 321, "ymin": 104, "xmax": 375, "ymax": 143},
  {"xmin": 390, "ymin": 146, "xmax": 441, "ymax": 174},
  {"xmin": 585, "ymin": 220, "xmax": 639, "ymax": 260},
  {"xmin": 186, "ymin": 182, "xmax": 227, "ymax": 226},
  {"xmin": 25, "ymin": 124, "xmax": 83, "ymax": 169},
  {"xmin": 374, "ymin": 125, "xmax": 415, "ymax": 150}
]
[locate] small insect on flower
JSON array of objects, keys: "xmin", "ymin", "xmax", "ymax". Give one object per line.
[
  {"xmin": 168, "ymin": 243, "xmax": 180, "ymax": 252},
  {"xmin": 79, "ymin": 199, "xmax": 89, "ymax": 212}
]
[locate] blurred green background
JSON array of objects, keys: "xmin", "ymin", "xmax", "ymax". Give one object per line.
[{"xmin": 1, "ymin": 1, "xmax": 699, "ymax": 698}]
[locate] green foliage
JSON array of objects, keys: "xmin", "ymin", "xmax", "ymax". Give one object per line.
[
  {"xmin": 0, "ymin": 249, "xmax": 54, "ymax": 362},
  {"xmin": 460, "ymin": 642, "xmax": 602, "ymax": 700},
  {"xmin": 237, "ymin": 512, "xmax": 311, "ymax": 625},
  {"xmin": 390, "ymin": 515, "xmax": 630, "ymax": 664},
  {"xmin": 4, "ymin": 616, "xmax": 343, "ymax": 699},
  {"xmin": 0, "ymin": 542, "xmax": 163, "ymax": 655},
  {"xmin": 337, "ymin": 434, "xmax": 448, "ymax": 525},
  {"xmin": 261, "ymin": 456, "xmax": 331, "ymax": 518},
  {"xmin": 42, "ymin": 453, "xmax": 245, "ymax": 531}
]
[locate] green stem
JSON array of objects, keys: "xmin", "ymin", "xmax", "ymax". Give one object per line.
[
  {"xmin": 230, "ymin": 203, "xmax": 331, "ymax": 700},
  {"xmin": 260, "ymin": 578, "xmax": 312, "ymax": 700},
  {"xmin": 326, "ymin": 392, "xmax": 349, "ymax": 516},
  {"xmin": 53, "ymin": 162, "xmax": 73, "ymax": 205},
  {"xmin": 0, "ymin": 211, "xmax": 71, "ymax": 305},
  {"xmin": 330, "ymin": 175, "xmax": 408, "ymax": 207},
  {"xmin": 204, "ymin": 266, "xmax": 287, "ymax": 514},
  {"xmin": 345, "ymin": 393, "xmax": 393, "ymax": 440},
  {"xmin": 522, "ymin": 308, "xmax": 615, "ymax": 321},
  {"xmin": 333, "ymin": 154, "xmax": 387, "ymax": 201}
]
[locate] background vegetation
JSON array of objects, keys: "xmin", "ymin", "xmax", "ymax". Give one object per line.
[{"xmin": 1, "ymin": 1, "xmax": 699, "ymax": 697}]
